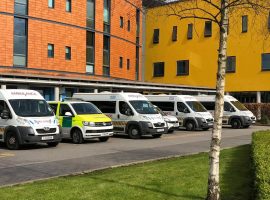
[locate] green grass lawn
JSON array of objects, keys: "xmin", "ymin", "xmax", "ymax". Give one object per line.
[{"xmin": 0, "ymin": 145, "xmax": 253, "ymax": 200}]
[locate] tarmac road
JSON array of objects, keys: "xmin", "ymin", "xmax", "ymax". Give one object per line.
[{"xmin": 0, "ymin": 125, "xmax": 268, "ymax": 187}]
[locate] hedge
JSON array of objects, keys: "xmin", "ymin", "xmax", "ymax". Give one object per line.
[
  {"xmin": 252, "ymin": 131, "xmax": 270, "ymax": 199},
  {"xmin": 245, "ymin": 103, "xmax": 270, "ymax": 122}
]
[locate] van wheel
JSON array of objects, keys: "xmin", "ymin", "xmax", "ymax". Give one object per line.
[
  {"xmin": 128, "ymin": 125, "xmax": 141, "ymax": 139},
  {"xmin": 99, "ymin": 137, "xmax": 109, "ymax": 142},
  {"xmin": 72, "ymin": 129, "xmax": 84, "ymax": 144},
  {"xmin": 47, "ymin": 142, "xmax": 59, "ymax": 147},
  {"xmin": 231, "ymin": 119, "xmax": 242, "ymax": 129},
  {"xmin": 185, "ymin": 121, "xmax": 196, "ymax": 131},
  {"xmin": 6, "ymin": 132, "xmax": 20, "ymax": 150}
]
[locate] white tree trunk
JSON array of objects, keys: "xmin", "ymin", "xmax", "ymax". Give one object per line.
[{"xmin": 206, "ymin": 0, "xmax": 229, "ymax": 200}]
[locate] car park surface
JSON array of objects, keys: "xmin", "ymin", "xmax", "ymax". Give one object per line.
[{"xmin": 0, "ymin": 125, "xmax": 268, "ymax": 186}]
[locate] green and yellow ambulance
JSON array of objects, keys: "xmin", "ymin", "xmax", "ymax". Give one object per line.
[{"xmin": 49, "ymin": 100, "xmax": 113, "ymax": 143}]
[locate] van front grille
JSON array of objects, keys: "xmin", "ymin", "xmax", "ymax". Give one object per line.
[
  {"xmin": 154, "ymin": 123, "xmax": 165, "ymax": 127},
  {"xmin": 36, "ymin": 128, "xmax": 56, "ymax": 134}
]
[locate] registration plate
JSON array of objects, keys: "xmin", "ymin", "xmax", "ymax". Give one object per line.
[
  {"xmin": 41, "ymin": 136, "xmax": 54, "ymax": 140},
  {"xmin": 157, "ymin": 129, "xmax": 164, "ymax": 132},
  {"xmin": 102, "ymin": 133, "xmax": 109, "ymax": 136}
]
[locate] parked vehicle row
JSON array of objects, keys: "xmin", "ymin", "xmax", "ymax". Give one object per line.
[{"xmin": 0, "ymin": 89, "xmax": 256, "ymax": 150}]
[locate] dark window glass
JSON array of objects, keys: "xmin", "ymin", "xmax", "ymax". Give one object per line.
[
  {"xmin": 90, "ymin": 101, "xmax": 116, "ymax": 113},
  {"xmin": 120, "ymin": 16, "xmax": 124, "ymax": 28},
  {"xmin": 151, "ymin": 101, "xmax": 174, "ymax": 111},
  {"xmin": 49, "ymin": 103, "xmax": 58, "ymax": 114},
  {"xmin": 226, "ymin": 56, "xmax": 236, "ymax": 73},
  {"xmin": 15, "ymin": 0, "xmax": 28, "ymax": 15},
  {"xmin": 242, "ymin": 15, "xmax": 248, "ymax": 33},
  {"xmin": 119, "ymin": 57, "xmax": 123, "ymax": 68},
  {"xmin": 268, "ymin": 12, "xmax": 270, "ymax": 30},
  {"xmin": 103, "ymin": 35, "xmax": 110, "ymax": 75},
  {"xmin": 59, "ymin": 104, "xmax": 73, "ymax": 116},
  {"xmin": 204, "ymin": 21, "xmax": 212, "ymax": 37},
  {"xmin": 262, "ymin": 53, "xmax": 270, "ymax": 71},
  {"xmin": 65, "ymin": 46, "xmax": 71, "ymax": 60},
  {"xmin": 177, "ymin": 102, "xmax": 190, "ymax": 113},
  {"xmin": 136, "ymin": 9, "xmax": 140, "ymax": 37},
  {"xmin": 48, "ymin": 0, "xmax": 54, "ymax": 8},
  {"xmin": 200, "ymin": 102, "xmax": 215, "ymax": 110},
  {"xmin": 66, "ymin": 0, "xmax": 71, "ymax": 12},
  {"xmin": 104, "ymin": 0, "xmax": 110, "ymax": 33},
  {"xmin": 172, "ymin": 26, "xmax": 177, "ymax": 41},
  {"xmin": 127, "ymin": 59, "xmax": 130, "ymax": 70},
  {"xmin": 103, "ymin": 66, "xmax": 110, "ymax": 77},
  {"xmin": 72, "ymin": 103, "xmax": 101, "ymax": 114},
  {"xmin": 119, "ymin": 101, "xmax": 133, "ymax": 115},
  {"xmin": 14, "ymin": 17, "xmax": 27, "ymax": 67},
  {"xmin": 128, "ymin": 20, "xmax": 130, "ymax": 31},
  {"xmin": 224, "ymin": 102, "xmax": 234, "ymax": 112},
  {"xmin": 187, "ymin": 23, "xmax": 193, "ymax": 39},
  {"xmin": 87, "ymin": 0, "xmax": 95, "ymax": 28},
  {"xmin": 177, "ymin": 60, "xmax": 189, "ymax": 76},
  {"xmin": 153, "ymin": 62, "xmax": 164, "ymax": 77},
  {"xmin": 0, "ymin": 101, "xmax": 11, "ymax": 115},
  {"xmin": 86, "ymin": 31, "xmax": 94, "ymax": 72},
  {"xmin": 153, "ymin": 29, "xmax": 159, "ymax": 44},
  {"xmin": 136, "ymin": 46, "xmax": 139, "ymax": 80},
  {"xmin": 48, "ymin": 44, "xmax": 54, "ymax": 58}
]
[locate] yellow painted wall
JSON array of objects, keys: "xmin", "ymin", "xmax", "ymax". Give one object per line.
[{"xmin": 145, "ymin": 2, "xmax": 270, "ymax": 92}]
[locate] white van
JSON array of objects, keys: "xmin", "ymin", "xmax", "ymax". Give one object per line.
[
  {"xmin": 73, "ymin": 92, "xmax": 168, "ymax": 139},
  {"xmin": 196, "ymin": 95, "xmax": 256, "ymax": 128},
  {"xmin": 0, "ymin": 89, "xmax": 61, "ymax": 150},
  {"xmin": 145, "ymin": 95, "xmax": 213, "ymax": 131}
]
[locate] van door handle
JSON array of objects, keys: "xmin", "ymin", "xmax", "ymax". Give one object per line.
[
  {"xmin": 176, "ymin": 112, "xmax": 178, "ymax": 116},
  {"xmin": 117, "ymin": 114, "xmax": 120, "ymax": 119}
]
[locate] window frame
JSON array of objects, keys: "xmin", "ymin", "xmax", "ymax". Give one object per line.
[
  {"xmin": 177, "ymin": 60, "xmax": 189, "ymax": 76},
  {"xmin": 153, "ymin": 62, "xmax": 164, "ymax": 77},
  {"xmin": 226, "ymin": 56, "xmax": 236, "ymax": 73},
  {"xmin": 242, "ymin": 15, "xmax": 248, "ymax": 33},
  {"xmin": 153, "ymin": 29, "xmax": 159, "ymax": 44},
  {"xmin": 187, "ymin": 23, "xmax": 193, "ymax": 40},
  {"xmin": 48, "ymin": 0, "xmax": 54, "ymax": 8},
  {"xmin": 65, "ymin": 46, "xmax": 71, "ymax": 60},
  {"xmin": 119, "ymin": 56, "xmax": 123, "ymax": 68},
  {"xmin": 204, "ymin": 21, "xmax": 212, "ymax": 37},
  {"xmin": 48, "ymin": 43, "xmax": 54, "ymax": 58},
  {"xmin": 262, "ymin": 53, "xmax": 270, "ymax": 71},
  {"xmin": 66, "ymin": 0, "xmax": 71, "ymax": 12}
]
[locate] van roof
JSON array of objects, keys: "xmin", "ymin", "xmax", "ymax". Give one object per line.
[
  {"xmin": 195, "ymin": 95, "xmax": 238, "ymax": 102},
  {"xmin": 0, "ymin": 89, "xmax": 44, "ymax": 100},
  {"xmin": 145, "ymin": 94, "xmax": 198, "ymax": 101},
  {"xmin": 73, "ymin": 92, "xmax": 148, "ymax": 101}
]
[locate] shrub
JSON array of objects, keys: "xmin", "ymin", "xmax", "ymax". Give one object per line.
[{"xmin": 252, "ymin": 131, "xmax": 270, "ymax": 199}]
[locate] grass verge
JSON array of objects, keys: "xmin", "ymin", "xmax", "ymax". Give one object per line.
[
  {"xmin": 0, "ymin": 145, "xmax": 252, "ymax": 200},
  {"xmin": 252, "ymin": 131, "xmax": 270, "ymax": 200}
]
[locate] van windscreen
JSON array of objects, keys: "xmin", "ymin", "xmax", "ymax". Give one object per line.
[
  {"xmin": 9, "ymin": 99, "xmax": 54, "ymax": 117},
  {"xmin": 186, "ymin": 101, "xmax": 207, "ymax": 112},
  {"xmin": 231, "ymin": 101, "xmax": 248, "ymax": 111},
  {"xmin": 129, "ymin": 100, "xmax": 158, "ymax": 114},
  {"xmin": 72, "ymin": 103, "xmax": 102, "ymax": 114}
]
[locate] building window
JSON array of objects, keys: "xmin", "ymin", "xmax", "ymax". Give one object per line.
[
  {"xmin": 14, "ymin": 17, "xmax": 27, "ymax": 67},
  {"xmin": 86, "ymin": 31, "xmax": 94, "ymax": 74},
  {"xmin": 48, "ymin": 0, "xmax": 54, "ymax": 8},
  {"xmin": 153, "ymin": 62, "xmax": 164, "ymax": 77},
  {"xmin": 120, "ymin": 16, "xmax": 124, "ymax": 28},
  {"xmin": 268, "ymin": 12, "xmax": 270, "ymax": 30},
  {"xmin": 187, "ymin": 23, "xmax": 193, "ymax": 39},
  {"xmin": 103, "ymin": 0, "xmax": 110, "ymax": 33},
  {"xmin": 48, "ymin": 44, "xmax": 54, "ymax": 58},
  {"xmin": 15, "ymin": 0, "xmax": 28, "ymax": 15},
  {"xmin": 153, "ymin": 29, "xmax": 159, "ymax": 44},
  {"xmin": 172, "ymin": 26, "xmax": 177, "ymax": 41},
  {"xmin": 65, "ymin": 46, "xmax": 71, "ymax": 60},
  {"xmin": 127, "ymin": 59, "xmax": 130, "ymax": 70},
  {"xmin": 204, "ymin": 21, "xmax": 212, "ymax": 37},
  {"xmin": 226, "ymin": 56, "xmax": 236, "ymax": 73},
  {"xmin": 242, "ymin": 15, "xmax": 248, "ymax": 33},
  {"xmin": 87, "ymin": 0, "xmax": 95, "ymax": 28},
  {"xmin": 177, "ymin": 60, "xmax": 189, "ymax": 76},
  {"xmin": 103, "ymin": 35, "xmax": 110, "ymax": 77},
  {"xmin": 119, "ymin": 57, "xmax": 123, "ymax": 68},
  {"xmin": 262, "ymin": 53, "xmax": 270, "ymax": 71},
  {"xmin": 127, "ymin": 20, "xmax": 131, "ymax": 31},
  {"xmin": 66, "ymin": 0, "xmax": 71, "ymax": 12}
]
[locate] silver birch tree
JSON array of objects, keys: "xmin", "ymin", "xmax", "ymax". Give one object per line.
[{"xmin": 143, "ymin": 0, "xmax": 270, "ymax": 199}]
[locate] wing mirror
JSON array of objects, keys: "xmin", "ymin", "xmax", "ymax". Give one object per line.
[
  {"xmin": 1, "ymin": 110, "xmax": 10, "ymax": 119},
  {"xmin": 65, "ymin": 112, "xmax": 73, "ymax": 117}
]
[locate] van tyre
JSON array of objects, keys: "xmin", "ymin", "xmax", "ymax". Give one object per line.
[
  {"xmin": 72, "ymin": 129, "xmax": 84, "ymax": 144},
  {"xmin": 6, "ymin": 132, "xmax": 20, "ymax": 150},
  {"xmin": 202, "ymin": 128, "xmax": 209, "ymax": 131},
  {"xmin": 231, "ymin": 119, "xmax": 242, "ymax": 129},
  {"xmin": 47, "ymin": 142, "xmax": 59, "ymax": 147},
  {"xmin": 128, "ymin": 125, "xmax": 141, "ymax": 139},
  {"xmin": 99, "ymin": 137, "xmax": 109, "ymax": 142},
  {"xmin": 185, "ymin": 121, "xmax": 196, "ymax": 131}
]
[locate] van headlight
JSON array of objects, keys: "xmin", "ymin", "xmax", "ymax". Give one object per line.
[
  {"xmin": 83, "ymin": 121, "xmax": 95, "ymax": 127},
  {"xmin": 244, "ymin": 116, "xmax": 250, "ymax": 120},
  {"xmin": 17, "ymin": 117, "xmax": 31, "ymax": 126},
  {"xmin": 200, "ymin": 118, "xmax": 206, "ymax": 122}
]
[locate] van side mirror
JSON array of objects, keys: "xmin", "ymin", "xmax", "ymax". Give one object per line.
[
  {"xmin": 183, "ymin": 108, "xmax": 190, "ymax": 113},
  {"xmin": 229, "ymin": 107, "xmax": 235, "ymax": 112},
  {"xmin": 65, "ymin": 112, "xmax": 73, "ymax": 117},
  {"xmin": 125, "ymin": 109, "xmax": 133, "ymax": 116},
  {"xmin": 1, "ymin": 110, "xmax": 10, "ymax": 119}
]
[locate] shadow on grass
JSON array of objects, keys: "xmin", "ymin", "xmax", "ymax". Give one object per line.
[
  {"xmin": 221, "ymin": 145, "xmax": 254, "ymax": 200},
  {"xmin": 89, "ymin": 176, "xmax": 204, "ymax": 200}
]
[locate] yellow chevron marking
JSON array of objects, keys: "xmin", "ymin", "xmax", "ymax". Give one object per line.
[{"xmin": 0, "ymin": 153, "xmax": 15, "ymax": 158}]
